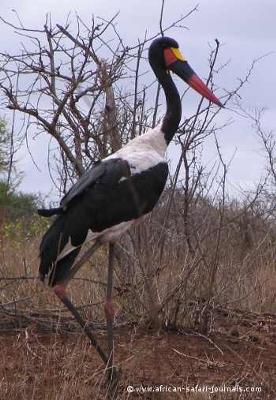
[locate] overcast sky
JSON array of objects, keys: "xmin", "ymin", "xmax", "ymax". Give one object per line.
[{"xmin": 0, "ymin": 0, "xmax": 275, "ymax": 200}]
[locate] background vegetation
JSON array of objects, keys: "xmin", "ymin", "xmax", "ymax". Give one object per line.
[{"xmin": 0, "ymin": 4, "xmax": 275, "ymax": 399}]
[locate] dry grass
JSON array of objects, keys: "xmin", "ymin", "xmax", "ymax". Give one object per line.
[
  {"xmin": 0, "ymin": 321, "xmax": 275, "ymax": 400},
  {"xmin": 0, "ymin": 206, "xmax": 275, "ymax": 399}
]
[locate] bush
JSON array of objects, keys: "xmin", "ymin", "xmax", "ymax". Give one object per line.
[{"xmin": 0, "ymin": 181, "xmax": 48, "ymax": 239}]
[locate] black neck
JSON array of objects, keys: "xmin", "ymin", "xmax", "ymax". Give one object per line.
[{"xmin": 152, "ymin": 65, "xmax": 182, "ymax": 144}]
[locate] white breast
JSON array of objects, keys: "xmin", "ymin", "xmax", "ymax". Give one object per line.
[{"xmin": 105, "ymin": 125, "xmax": 167, "ymax": 174}]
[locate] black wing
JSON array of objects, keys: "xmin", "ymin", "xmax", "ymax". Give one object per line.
[
  {"xmin": 39, "ymin": 160, "xmax": 168, "ymax": 285},
  {"xmin": 60, "ymin": 158, "xmax": 131, "ymax": 209},
  {"xmin": 38, "ymin": 158, "xmax": 131, "ymax": 216}
]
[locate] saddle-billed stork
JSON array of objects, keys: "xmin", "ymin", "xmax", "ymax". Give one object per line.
[{"xmin": 38, "ymin": 37, "xmax": 222, "ymax": 376}]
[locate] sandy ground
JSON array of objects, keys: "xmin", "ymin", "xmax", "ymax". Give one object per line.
[{"xmin": 0, "ymin": 310, "xmax": 275, "ymax": 399}]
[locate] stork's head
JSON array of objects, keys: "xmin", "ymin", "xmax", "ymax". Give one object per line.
[{"xmin": 149, "ymin": 37, "xmax": 223, "ymax": 107}]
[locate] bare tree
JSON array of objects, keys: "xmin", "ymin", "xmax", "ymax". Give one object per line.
[
  {"xmin": 0, "ymin": 7, "xmax": 273, "ymax": 338},
  {"xmin": 0, "ymin": 9, "xmax": 198, "ymax": 193}
]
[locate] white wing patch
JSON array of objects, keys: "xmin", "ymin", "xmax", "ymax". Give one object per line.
[
  {"xmin": 56, "ymin": 236, "xmax": 78, "ymax": 262},
  {"xmin": 57, "ymin": 220, "xmax": 137, "ymax": 263}
]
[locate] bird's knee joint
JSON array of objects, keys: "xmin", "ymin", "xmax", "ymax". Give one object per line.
[
  {"xmin": 53, "ymin": 283, "xmax": 67, "ymax": 299},
  {"xmin": 105, "ymin": 300, "xmax": 115, "ymax": 320}
]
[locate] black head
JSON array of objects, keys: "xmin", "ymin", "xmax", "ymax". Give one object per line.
[
  {"xmin": 148, "ymin": 37, "xmax": 180, "ymax": 70},
  {"xmin": 148, "ymin": 36, "xmax": 223, "ymax": 107}
]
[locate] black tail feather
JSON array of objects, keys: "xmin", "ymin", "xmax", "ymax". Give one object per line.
[
  {"xmin": 39, "ymin": 211, "xmax": 84, "ymax": 286},
  {"xmin": 48, "ymin": 247, "xmax": 81, "ymax": 287},
  {"xmin": 37, "ymin": 207, "xmax": 63, "ymax": 217},
  {"xmin": 39, "ymin": 214, "xmax": 66, "ymax": 281}
]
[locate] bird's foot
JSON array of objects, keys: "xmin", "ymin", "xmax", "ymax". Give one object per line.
[{"xmin": 106, "ymin": 365, "xmax": 121, "ymax": 396}]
